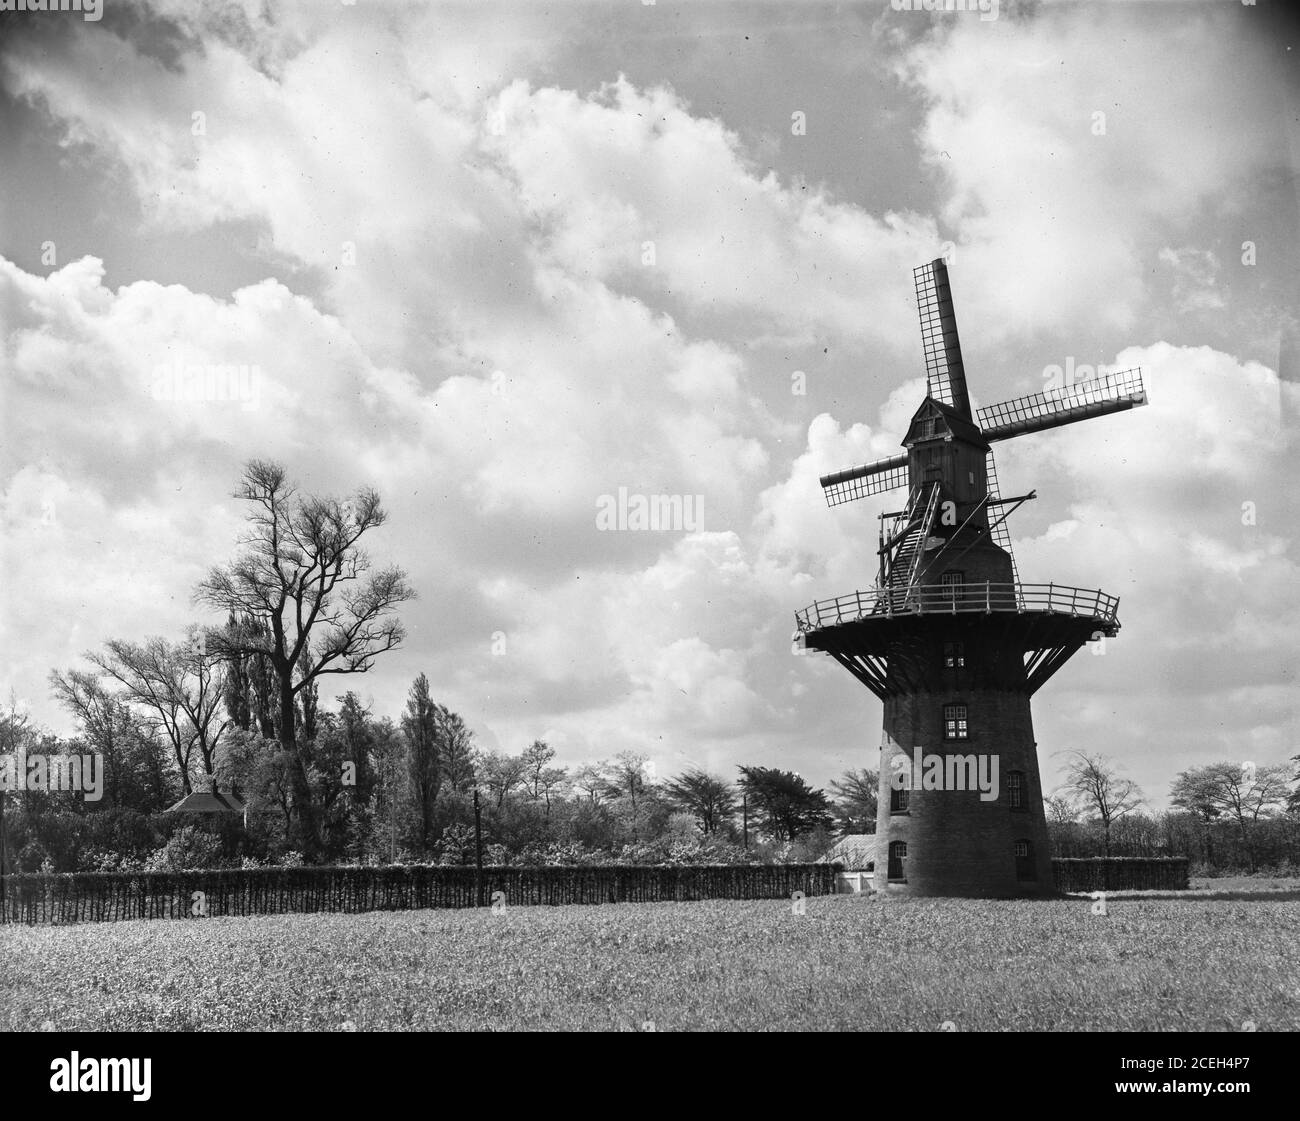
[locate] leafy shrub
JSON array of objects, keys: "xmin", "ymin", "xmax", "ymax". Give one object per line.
[
  {"xmin": 144, "ymin": 826, "xmax": 224, "ymax": 872},
  {"xmin": 80, "ymin": 848, "xmax": 144, "ymax": 873}
]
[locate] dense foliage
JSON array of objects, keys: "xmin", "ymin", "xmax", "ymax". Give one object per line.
[{"xmin": 0, "ymin": 690, "xmax": 844, "ymax": 871}]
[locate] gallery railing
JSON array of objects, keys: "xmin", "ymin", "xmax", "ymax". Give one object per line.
[{"xmin": 795, "ymin": 582, "xmax": 1120, "ymax": 632}]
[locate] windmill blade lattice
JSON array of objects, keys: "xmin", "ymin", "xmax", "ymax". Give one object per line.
[
  {"xmin": 978, "ymin": 367, "xmax": 1146, "ymax": 443},
  {"xmin": 820, "ymin": 454, "xmax": 909, "ymax": 507},
  {"xmin": 913, "ymin": 259, "xmax": 973, "ymax": 419},
  {"xmin": 984, "ymin": 449, "xmax": 1021, "ymax": 587}
]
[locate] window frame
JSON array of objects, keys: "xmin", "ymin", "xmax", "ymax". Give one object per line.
[
  {"xmin": 1007, "ymin": 770, "xmax": 1025, "ymax": 810},
  {"xmin": 943, "ymin": 641, "xmax": 965, "ymax": 669},
  {"xmin": 887, "ymin": 840, "xmax": 908, "ymax": 882},
  {"xmin": 940, "ymin": 569, "xmax": 964, "ymax": 604},
  {"xmin": 942, "ymin": 702, "xmax": 969, "ymax": 741}
]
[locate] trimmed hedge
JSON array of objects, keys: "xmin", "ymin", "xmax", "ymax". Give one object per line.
[
  {"xmin": 1053, "ymin": 857, "xmax": 1190, "ymax": 893},
  {"xmin": 0, "ymin": 863, "xmax": 839, "ymax": 925},
  {"xmin": 0, "ymin": 858, "xmax": 1192, "ymax": 924}
]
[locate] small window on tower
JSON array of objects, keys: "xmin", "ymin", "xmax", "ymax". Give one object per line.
[
  {"xmin": 943, "ymin": 703, "xmax": 968, "ymax": 741},
  {"xmin": 890, "ymin": 784, "xmax": 910, "ymax": 814},
  {"xmin": 944, "ymin": 641, "xmax": 965, "ymax": 668},
  {"xmin": 1007, "ymin": 771, "xmax": 1025, "ymax": 810}
]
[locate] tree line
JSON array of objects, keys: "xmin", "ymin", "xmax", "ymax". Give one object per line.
[
  {"xmin": 0, "ymin": 681, "xmax": 866, "ymax": 872},
  {"xmin": 1045, "ymin": 750, "xmax": 1299, "ymax": 875},
  {"xmin": 2, "ymin": 460, "xmax": 1296, "ymax": 877},
  {"xmin": 0, "ymin": 461, "xmax": 863, "ymax": 873}
]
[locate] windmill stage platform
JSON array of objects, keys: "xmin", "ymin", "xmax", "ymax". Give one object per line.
[{"xmin": 796, "ymin": 580, "xmax": 1119, "ymax": 698}]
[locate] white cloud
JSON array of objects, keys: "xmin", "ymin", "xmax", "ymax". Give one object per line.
[
  {"xmin": 1157, "ymin": 247, "xmax": 1226, "ymax": 312},
  {"xmin": 487, "ymin": 76, "xmax": 939, "ymax": 353},
  {"xmin": 894, "ymin": 4, "xmax": 1283, "ymax": 345},
  {"xmin": 2, "ymin": 2, "xmax": 1294, "ymax": 801}
]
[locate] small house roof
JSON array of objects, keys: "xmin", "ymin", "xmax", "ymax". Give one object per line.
[
  {"xmin": 164, "ymin": 789, "xmax": 247, "ymax": 814},
  {"xmin": 818, "ymin": 833, "xmax": 875, "ymax": 870}
]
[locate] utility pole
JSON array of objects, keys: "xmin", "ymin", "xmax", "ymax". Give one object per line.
[
  {"xmin": 742, "ymin": 794, "xmax": 749, "ymax": 851},
  {"xmin": 473, "ymin": 788, "xmax": 484, "ymax": 907},
  {"xmin": 0, "ymin": 789, "xmax": 7, "ymax": 911},
  {"xmin": 388, "ymin": 750, "xmax": 396, "ymax": 863}
]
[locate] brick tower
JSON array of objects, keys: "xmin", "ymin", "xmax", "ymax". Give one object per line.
[{"xmin": 795, "ymin": 259, "xmax": 1147, "ymax": 897}]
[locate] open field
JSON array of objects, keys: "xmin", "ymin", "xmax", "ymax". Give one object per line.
[{"xmin": 4, "ymin": 887, "xmax": 1299, "ymax": 1032}]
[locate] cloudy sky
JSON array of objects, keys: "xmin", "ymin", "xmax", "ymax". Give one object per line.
[{"xmin": 2, "ymin": 0, "xmax": 1297, "ymax": 807}]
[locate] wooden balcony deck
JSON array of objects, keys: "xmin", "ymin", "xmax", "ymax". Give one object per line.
[{"xmin": 795, "ymin": 581, "xmax": 1120, "ymax": 634}]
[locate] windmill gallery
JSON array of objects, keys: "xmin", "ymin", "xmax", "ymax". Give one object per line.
[{"xmin": 794, "ymin": 258, "xmax": 1147, "ymax": 898}]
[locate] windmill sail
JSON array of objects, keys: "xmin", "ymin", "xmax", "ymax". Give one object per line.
[
  {"xmin": 984, "ymin": 449, "xmax": 1021, "ymax": 588},
  {"xmin": 978, "ymin": 367, "xmax": 1147, "ymax": 443},
  {"xmin": 913, "ymin": 259, "xmax": 973, "ymax": 419},
  {"xmin": 820, "ymin": 454, "xmax": 909, "ymax": 507}
]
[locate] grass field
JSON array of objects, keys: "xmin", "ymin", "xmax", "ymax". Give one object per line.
[{"xmin": 3, "ymin": 884, "xmax": 1298, "ymax": 1031}]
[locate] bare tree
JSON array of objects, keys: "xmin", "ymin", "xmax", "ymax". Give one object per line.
[
  {"xmin": 520, "ymin": 740, "xmax": 567, "ymax": 816},
  {"xmin": 79, "ymin": 627, "xmax": 228, "ymax": 792},
  {"xmin": 1169, "ymin": 766, "xmax": 1223, "ymax": 864},
  {"xmin": 47, "ymin": 670, "xmax": 136, "ymax": 805},
  {"xmin": 1043, "ymin": 793, "xmax": 1078, "ymax": 826},
  {"xmin": 196, "ymin": 460, "xmax": 415, "ymax": 856},
  {"xmin": 571, "ymin": 762, "xmax": 609, "ymax": 806},
  {"xmin": 477, "ymin": 750, "xmax": 527, "ymax": 809},
  {"xmin": 0, "ymin": 696, "xmax": 32, "ymax": 757},
  {"xmin": 1171, "ymin": 761, "xmax": 1291, "ymax": 871},
  {"xmin": 606, "ymin": 751, "xmax": 655, "ymax": 842},
  {"xmin": 1058, "ymin": 751, "xmax": 1144, "ymax": 857}
]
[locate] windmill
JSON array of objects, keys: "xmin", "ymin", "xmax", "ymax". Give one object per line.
[{"xmin": 795, "ymin": 258, "xmax": 1147, "ymax": 897}]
